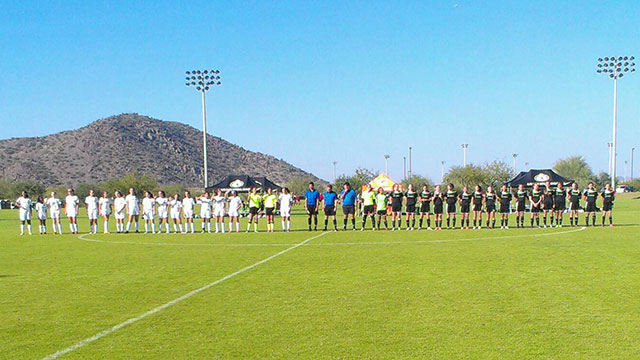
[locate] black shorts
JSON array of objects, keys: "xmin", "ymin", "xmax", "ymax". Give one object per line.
[
  {"xmin": 377, "ymin": 209, "xmax": 387, "ymax": 216},
  {"xmin": 531, "ymin": 204, "xmax": 541, "ymax": 213},
  {"xmin": 434, "ymin": 204, "xmax": 443, "ymax": 214},
  {"xmin": 472, "ymin": 203, "xmax": 483, "ymax": 212},
  {"xmin": 265, "ymin": 207, "xmax": 274, "ymax": 216},
  {"xmin": 391, "ymin": 203, "xmax": 402, "ymax": 212},
  {"xmin": 363, "ymin": 205, "xmax": 375, "ymax": 214},
  {"xmin": 516, "ymin": 202, "xmax": 526, "ymax": 212},
  {"xmin": 420, "ymin": 203, "xmax": 430, "ymax": 214},
  {"xmin": 324, "ymin": 205, "xmax": 336, "ymax": 216},
  {"xmin": 569, "ymin": 202, "xmax": 580, "ymax": 211},
  {"xmin": 585, "ymin": 202, "xmax": 597, "ymax": 212},
  {"xmin": 306, "ymin": 204, "xmax": 318, "ymax": 215},
  {"xmin": 500, "ymin": 202, "xmax": 510, "ymax": 214},
  {"xmin": 486, "ymin": 204, "xmax": 496, "ymax": 213},
  {"xmin": 543, "ymin": 201, "xmax": 554, "ymax": 210},
  {"xmin": 249, "ymin": 207, "xmax": 259, "ymax": 215},
  {"xmin": 406, "ymin": 204, "xmax": 416, "ymax": 213},
  {"xmin": 603, "ymin": 202, "xmax": 613, "ymax": 211},
  {"xmin": 342, "ymin": 205, "xmax": 355, "ymax": 215},
  {"xmin": 461, "ymin": 204, "xmax": 470, "ymax": 214},
  {"xmin": 554, "ymin": 202, "xmax": 565, "ymax": 211},
  {"xmin": 446, "ymin": 203, "xmax": 457, "ymax": 213}
]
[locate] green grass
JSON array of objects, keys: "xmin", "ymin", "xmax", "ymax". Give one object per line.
[{"xmin": 1, "ymin": 194, "xmax": 639, "ymax": 359}]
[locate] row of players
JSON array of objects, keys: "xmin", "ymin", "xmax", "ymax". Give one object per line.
[{"xmin": 12, "ymin": 180, "xmax": 616, "ymax": 235}]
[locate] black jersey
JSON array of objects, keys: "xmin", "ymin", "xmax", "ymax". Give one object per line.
[
  {"xmin": 432, "ymin": 192, "xmax": 444, "ymax": 206},
  {"xmin": 391, "ymin": 190, "xmax": 404, "ymax": 206},
  {"xmin": 544, "ymin": 187, "xmax": 554, "ymax": 205},
  {"xmin": 419, "ymin": 190, "xmax": 432, "ymax": 203},
  {"xmin": 472, "ymin": 191, "xmax": 484, "ymax": 205},
  {"xmin": 515, "ymin": 190, "xmax": 528, "ymax": 205},
  {"xmin": 445, "ymin": 190, "xmax": 458, "ymax": 205},
  {"xmin": 554, "ymin": 188, "xmax": 566, "ymax": 203},
  {"xmin": 499, "ymin": 190, "xmax": 512, "ymax": 203},
  {"xmin": 569, "ymin": 189, "xmax": 581, "ymax": 203},
  {"xmin": 601, "ymin": 189, "xmax": 615, "ymax": 204},
  {"xmin": 530, "ymin": 189, "xmax": 543, "ymax": 203},
  {"xmin": 405, "ymin": 190, "xmax": 417, "ymax": 206},
  {"xmin": 485, "ymin": 192, "xmax": 496, "ymax": 205},
  {"xmin": 459, "ymin": 192, "xmax": 472, "ymax": 206},
  {"xmin": 584, "ymin": 189, "xmax": 598, "ymax": 204}
]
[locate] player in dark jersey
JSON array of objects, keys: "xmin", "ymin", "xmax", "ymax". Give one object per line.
[
  {"xmin": 418, "ymin": 184, "xmax": 432, "ymax": 230},
  {"xmin": 445, "ymin": 183, "xmax": 458, "ymax": 229},
  {"xmin": 498, "ymin": 184, "xmax": 512, "ymax": 229},
  {"xmin": 601, "ymin": 183, "xmax": 615, "ymax": 227},
  {"xmin": 582, "ymin": 182, "xmax": 599, "ymax": 226},
  {"xmin": 529, "ymin": 183, "xmax": 543, "ymax": 228},
  {"xmin": 542, "ymin": 181, "xmax": 554, "ymax": 228},
  {"xmin": 514, "ymin": 184, "xmax": 528, "ymax": 228},
  {"xmin": 485, "ymin": 186, "xmax": 497, "ymax": 229},
  {"xmin": 404, "ymin": 184, "xmax": 418, "ymax": 230},
  {"xmin": 472, "ymin": 185, "xmax": 484, "ymax": 229},
  {"xmin": 432, "ymin": 185, "xmax": 444, "ymax": 230},
  {"xmin": 458, "ymin": 186, "xmax": 472, "ymax": 229},
  {"xmin": 553, "ymin": 182, "xmax": 566, "ymax": 227},
  {"xmin": 568, "ymin": 182, "xmax": 582, "ymax": 227},
  {"xmin": 390, "ymin": 183, "xmax": 403, "ymax": 231}
]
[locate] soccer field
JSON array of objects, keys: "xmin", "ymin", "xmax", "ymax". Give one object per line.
[{"xmin": 1, "ymin": 195, "xmax": 639, "ymax": 359}]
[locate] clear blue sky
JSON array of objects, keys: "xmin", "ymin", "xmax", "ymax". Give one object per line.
[{"xmin": 1, "ymin": 1, "xmax": 639, "ymax": 182}]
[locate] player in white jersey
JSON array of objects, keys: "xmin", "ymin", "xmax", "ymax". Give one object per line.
[
  {"xmin": 113, "ymin": 191, "xmax": 126, "ymax": 233},
  {"xmin": 65, "ymin": 189, "xmax": 80, "ymax": 234},
  {"xmin": 211, "ymin": 189, "xmax": 227, "ymax": 233},
  {"xmin": 85, "ymin": 190, "xmax": 99, "ymax": 234},
  {"xmin": 46, "ymin": 191, "xmax": 63, "ymax": 234},
  {"xmin": 182, "ymin": 191, "xmax": 196, "ymax": 233},
  {"xmin": 15, "ymin": 191, "xmax": 33, "ymax": 235},
  {"xmin": 156, "ymin": 190, "xmax": 170, "ymax": 234},
  {"xmin": 142, "ymin": 191, "xmax": 156, "ymax": 234},
  {"xmin": 197, "ymin": 191, "xmax": 213, "ymax": 233},
  {"xmin": 227, "ymin": 191, "xmax": 243, "ymax": 233},
  {"xmin": 125, "ymin": 188, "xmax": 140, "ymax": 233},
  {"xmin": 35, "ymin": 196, "xmax": 48, "ymax": 234},
  {"xmin": 99, "ymin": 191, "xmax": 112, "ymax": 234},
  {"xmin": 169, "ymin": 194, "xmax": 183, "ymax": 233},
  {"xmin": 279, "ymin": 187, "xmax": 294, "ymax": 232}
]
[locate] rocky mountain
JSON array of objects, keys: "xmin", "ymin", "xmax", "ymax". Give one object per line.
[{"xmin": 0, "ymin": 113, "xmax": 320, "ymax": 187}]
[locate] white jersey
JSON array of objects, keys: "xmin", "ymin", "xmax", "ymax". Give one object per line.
[
  {"xmin": 279, "ymin": 194, "xmax": 293, "ymax": 212},
  {"xmin": 182, "ymin": 197, "xmax": 195, "ymax": 218},
  {"xmin": 212, "ymin": 196, "xmax": 226, "ymax": 217},
  {"xmin": 99, "ymin": 197, "xmax": 112, "ymax": 215},
  {"xmin": 156, "ymin": 197, "xmax": 169, "ymax": 218},
  {"xmin": 125, "ymin": 194, "xmax": 140, "ymax": 215},
  {"xmin": 85, "ymin": 196, "xmax": 98, "ymax": 212},
  {"xmin": 169, "ymin": 199, "xmax": 182, "ymax": 219},
  {"xmin": 35, "ymin": 202, "xmax": 47, "ymax": 220},
  {"xmin": 65, "ymin": 195, "xmax": 79, "ymax": 217},
  {"xmin": 47, "ymin": 197, "xmax": 62, "ymax": 217},
  {"xmin": 114, "ymin": 197, "xmax": 126, "ymax": 220},
  {"xmin": 198, "ymin": 197, "xmax": 212, "ymax": 218},
  {"xmin": 16, "ymin": 196, "xmax": 32, "ymax": 221},
  {"xmin": 142, "ymin": 197, "xmax": 155, "ymax": 213},
  {"xmin": 228, "ymin": 196, "xmax": 242, "ymax": 217}
]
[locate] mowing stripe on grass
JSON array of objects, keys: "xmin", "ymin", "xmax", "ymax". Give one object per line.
[{"xmin": 40, "ymin": 231, "xmax": 328, "ymax": 360}]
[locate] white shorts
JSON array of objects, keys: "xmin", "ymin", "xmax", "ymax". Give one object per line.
[
  {"xmin": 115, "ymin": 211, "xmax": 125, "ymax": 220},
  {"xmin": 158, "ymin": 209, "xmax": 168, "ymax": 219},
  {"xmin": 88, "ymin": 210, "xmax": 98, "ymax": 220},
  {"xmin": 200, "ymin": 211, "xmax": 211, "ymax": 219},
  {"xmin": 102, "ymin": 210, "xmax": 112, "ymax": 217},
  {"xmin": 66, "ymin": 209, "xmax": 78, "ymax": 218},
  {"xmin": 280, "ymin": 208, "xmax": 291, "ymax": 218},
  {"xmin": 213, "ymin": 208, "xmax": 225, "ymax": 218},
  {"xmin": 129, "ymin": 209, "xmax": 140, "ymax": 216},
  {"xmin": 37, "ymin": 213, "xmax": 47, "ymax": 221},
  {"xmin": 50, "ymin": 211, "xmax": 60, "ymax": 219},
  {"xmin": 19, "ymin": 210, "xmax": 32, "ymax": 221},
  {"xmin": 143, "ymin": 211, "xmax": 155, "ymax": 221},
  {"xmin": 228, "ymin": 209, "xmax": 239, "ymax": 218},
  {"xmin": 170, "ymin": 210, "xmax": 181, "ymax": 219},
  {"xmin": 183, "ymin": 210, "xmax": 194, "ymax": 219}
]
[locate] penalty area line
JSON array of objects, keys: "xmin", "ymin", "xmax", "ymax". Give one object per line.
[{"xmin": 41, "ymin": 231, "xmax": 328, "ymax": 360}]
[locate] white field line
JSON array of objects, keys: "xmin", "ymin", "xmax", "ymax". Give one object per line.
[
  {"xmin": 77, "ymin": 227, "xmax": 587, "ymax": 248},
  {"xmin": 40, "ymin": 232, "xmax": 328, "ymax": 360}
]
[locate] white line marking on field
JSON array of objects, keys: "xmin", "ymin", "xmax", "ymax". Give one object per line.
[
  {"xmin": 77, "ymin": 234, "xmax": 296, "ymax": 247},
  {"xmin": 41, "ymin": 232, "xmax": 328, "ymax": 360}
]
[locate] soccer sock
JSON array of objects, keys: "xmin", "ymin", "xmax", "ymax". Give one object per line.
[
  {"xmin": 453, "ymin": 218, "xmax": 457, "ymax": 228},
  {"xmin": 282, "ymin": 220, "xmax": 286, "ymax": 230},
  {"xmin": 473, "ymin": 219, "xmax": 476, "ymax": 227},
  {"xmin": 144, "ymin": 223, "xmax": 148, "ymax": 232},
  {"xmin": 536, "ymin": 217, "xmax": 539, "ymax": 226},
  {"xmin": 221, "ymin": 222, "xmax": 225, "ymax": 233},
  {"xmin": 392, "ymin": 220, "xmax": 396, "ymax": 229},
  {"xmin": 104, "ymin": 220, "xmax": 109, "ymax": 233},
  {"xmin": 324, "ymin": 219, "xmax": 328, "ymax": 228},
  {"xmin": 412, "ymin": 218, "xmax": 416, "ymax": 228},
  {"xmin": 254, "ymin": 222, "xmax": 258, "ymax": 231},
  {"xmin": 372, "ymin": 217, "xmax": 376, "ymax": 229},
  {"xmin": 135, "ymin": 222, "xmax": 139, "ymax": 232},
  {"xmin": 419, "ymin": 218, "xmax": 424, "ymax": 228},
  {"xmin": 20, "ymin": 224, "xmax": 24, "ymax": 234},
  {"xmin": 447, "ymin": 218, "xmax": 450, "ymax": 227},
  {"xmin": 247, "ymin": 221, "xmax": 252, "ymax": 231},
  {"xmin": 343, "ymin": 218, "xmax": 347, "ymax": 229},
  {"xmin": 384, "ymin": 219, "xmax": 388, "ymax": 229},
  {"xmin": 190, "ymin": 223, "xmax": 195, "ymax": 233},
  {"xmin": 207, "ymin": 222, "xmax": 211, "ymax": 232},
  {"xmin": 570, "ymin": 217, "xmax": 573, "ymax": 226},
  {"xmin": 362, "ymin": 215, "xmax": 367, "ymax": 228},
  {"xmin": 215, "ymin": 223, "xmax": 219, "ymax": 232},
  {"xmin": 427, "ymin": 218, "xmax": 431, "ymax": 228},
  {"xmin": 351, "ymin": 218, "xmax": 355, "ymax": 229},
  {"xmin": 287, "ymin": 220, "xmax": 291, "ymax": 230},
  {"xmin": 550, "ymin": 216, "xmax": 554, "ymax": 225},
  {"xmin": 165, "ymin": 223, "xmax": 170, "ymax": 233},
  {"xmin": 592, "ymin": 215, "xmax": 596, "ymax": 226},
  {"xmin": 152, "ymin": 223, "xmax": 156, "ymax": 233},
  {"xmin": 333, "ymin": 220, "xmax": 337, "ymax": 229},
  {"xmin": 314, "ymin": 217, "xmax": 318, "ymax": 228},
  {"xmin": 308, "ymin": 217, "xmax": 312, "ymax": 228},
  {"xmin": 609, "ymin": 216, "xmax": 613, "ymax": 225},
  {"xmin": 27, "ymin": 224, "xmax": 32, "ymax": 234},
  {"xmin": 236, "ymin": 222, "xmax": 241, "ymax": 231}
]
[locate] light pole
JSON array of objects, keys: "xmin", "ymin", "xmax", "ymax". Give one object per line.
[
  {"xmin": 332, "ymin": 161, "xmax": 337, "ymax": 182},
  {"xmin": 607, "ymin": 142, "xmax": 613, "ymax": 177},
  {"xmin": 461, "ymin": 143, "xmax": 468, "ymax": 166},
  {"xmin": 384, "ymin": 155, "xmax": 390, "ymax": 175},
  {"xmin": 185, "ymin": 69, "xmax": 221, "ymax": 189},
  {"xmin": 403, "ymin": 156, "xmax": 407, "ymax": 180},
  {"xmin": 524, "ymin": 162, "xmax": 529, "ymax": 170},
  {"xmin": 512, "ymin": 154, "xmax": 518, "ymax": 172},
  {"xmin": 624, "ymin": 160, "xmax": 628, "ymax": 182},
  {"xmin": 597, "ymin": 56, "xmax": 635, "ymax": 188},
  {"xmin": 408, "ymin": 147, "xmax": 413, "ymax": 178},
  {"xmin": 632, "ymin": 147, "xmax": 635, "ymax": 180},
  {"xmin": 441, "ymin": 161, "xmax": 446, "ymax": 183}
]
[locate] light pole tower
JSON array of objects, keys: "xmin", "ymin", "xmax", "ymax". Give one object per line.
[
  {"xmin": 384, "ymin": 155, "xmax": 390, "ymax": 175},
  {"xmin": 403, "ymin": 156, "xmax": 407, "ymax": 180},
  {"xmin": 332, "ymin": 161, "xmax": 337, "ymax": 182},
  {"xmin": 441, "ymin": 161, "xmax": 446, "ymax": 183},
  {"xmin": 597, "ymin": 56, "xmax": 635, "ymax": 188},
  {"xmin": 185, "ymin": 69, "xmax": 222, "ymax": 189},
  {"xmin": 512, "ymin": 153, "xmax": 518, "ymax": 172},
  {"xmin": 461, "ymin": 144, "xmax": 468, "ymax": 166},
  {"xmin": 408, "ymin": 147, "xmax": 413, "ymax": 178},
  {"xmin": 632, "ymin": 147, "xmax": 635, "ymax": 180},
  {"xmin": 607, "ymin": 142, "xmax": 613, "ymax": 177}
]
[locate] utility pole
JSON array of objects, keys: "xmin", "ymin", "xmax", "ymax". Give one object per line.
[
  {"xmin": 461, "ymin": 143, "xmax": 468, "ymax": 166},
  {"xmin": 408, "ymin": 147, "xmax": 413, "ymax": 179},
  {"xmin": 632, "ymin": 147, "xmax": 635, "ymax": 180},
  {"xmin": 332, "ymin": 161, "xmax": 337, "ymax": 182},
  {"xmin": 608, "ymin": 142, "xmax": 613, "ymax": 177},
  {"xmin": 384, "ymin": 155, "xmax": 390, "ymax": 175},
  {"xmin": 512, "ymin": 153, "xmax": 518, "ymax": 172},
  {"xmin": 441, "ymin": 161, "xmax": 446, "ymax": 183},
  {"xmin": 403, "ymin": 156, "xmax": 407, "ymax": 180}
]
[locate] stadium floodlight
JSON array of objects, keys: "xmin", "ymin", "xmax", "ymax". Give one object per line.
[
  {"xmin": 384, "ymin": 155, "xmax": 390, "ymax": 175},
  {"xmin": 441, "ymin": 161, "xmax": 446, "ymax": 183},
  {"xmin": 512, "ymin": 153, "xmax": 518, "ymax": 172},
  {"xmin": 332, "ymin": 161, "xmax": 338, "ymax": 182},
  {"xmin": 596, "ymin": 56, "xmax": 635, "ymax": 188},
  {"xmin": 461, "ymin": 144, "xmax": 468, "ymax": 166},
  {"xmin": 185, "ymin": 68, "xmax": 222, "ymax": 189}
]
